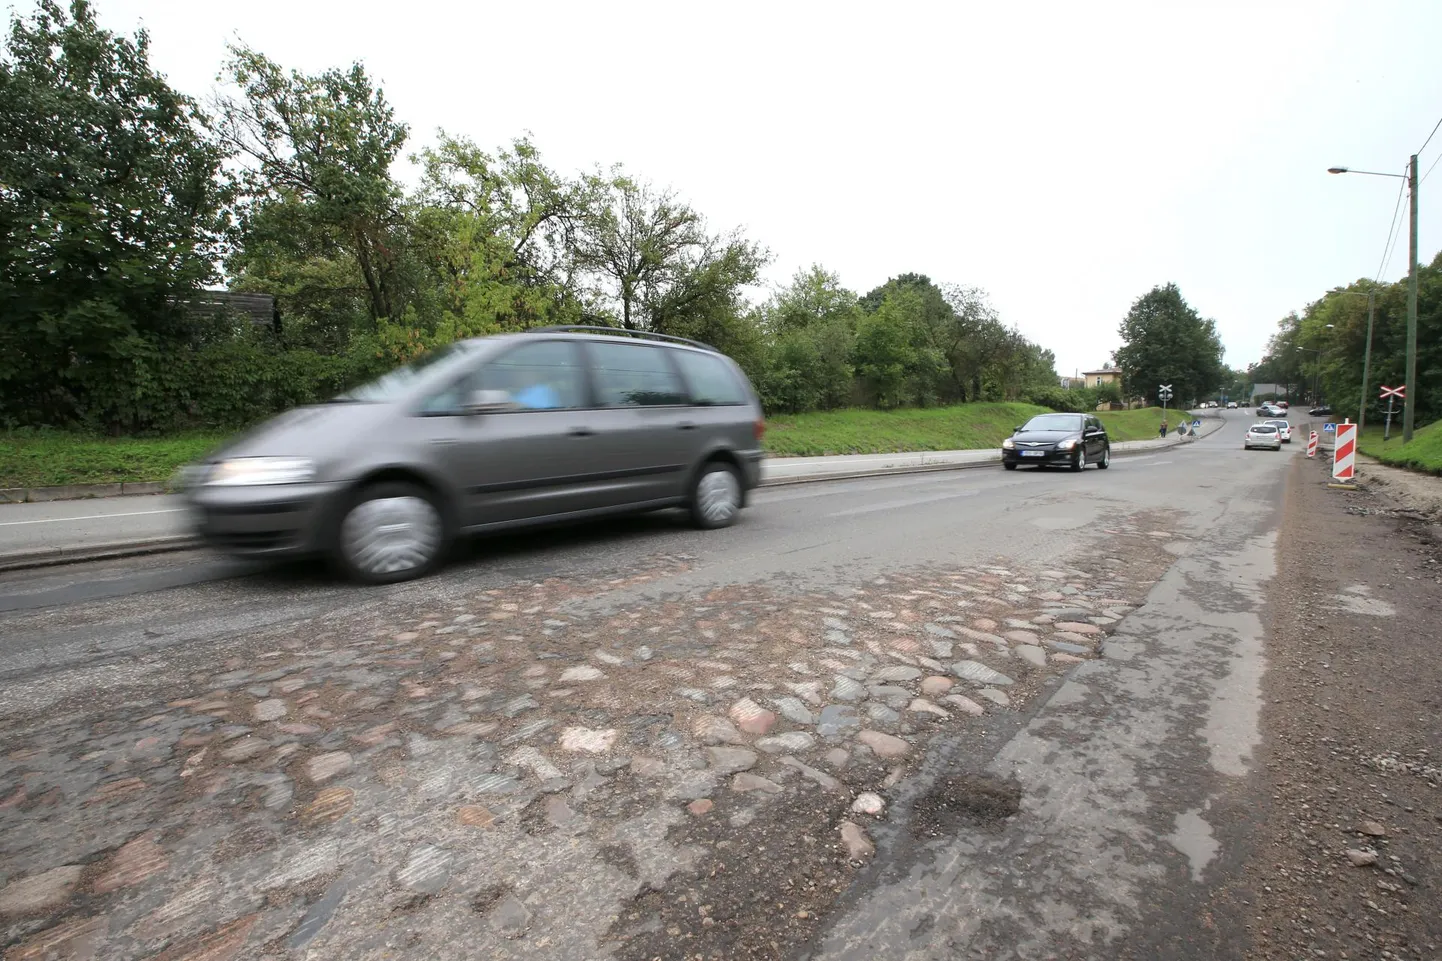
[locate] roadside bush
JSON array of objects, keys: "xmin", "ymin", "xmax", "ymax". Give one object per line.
[{"xmin": 1026, "ymin": 385, "xmax": 1098, "ymax": 412}]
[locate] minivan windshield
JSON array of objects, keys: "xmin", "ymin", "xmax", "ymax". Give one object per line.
[
  {"xmin": 339, "ymin": 341, "xmax": 478, "ymax": 403},
  {"xmin": 1020, "ymin": 414, "xmax": 1085, "ymax": 432}
]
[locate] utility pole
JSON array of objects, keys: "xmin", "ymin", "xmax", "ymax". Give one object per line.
[
  {"xmin": 1358, "ymin": 290, "xmax": 1375, "ymax": 436},
  {"xmin": 1404, "ymin": 154, "xmax": 1419, "ymax": 443}
]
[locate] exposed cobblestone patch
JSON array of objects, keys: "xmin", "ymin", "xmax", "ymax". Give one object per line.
[{"xmin": 0, "ymin": 525, "xmax": 1180, "ymax": 960}]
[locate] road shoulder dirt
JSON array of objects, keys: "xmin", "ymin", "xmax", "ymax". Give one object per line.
[{"xmin": 1224, "ymin": 453, "xmax": 1442, "ymax": 959}]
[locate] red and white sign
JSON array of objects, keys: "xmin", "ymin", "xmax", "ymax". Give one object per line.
[
  {"xmin": 1380, "ymin": 384, "xmax": 1406, "ymax": 399},
  {"xmin": 1307, "ymin": 431, "xmax": 1318, "ymax": 458},
  {"xmin": 1332, "ymin": 422, "xmax": 1357, "ymax": 481}
]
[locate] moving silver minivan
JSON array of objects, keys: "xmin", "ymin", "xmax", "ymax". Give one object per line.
[{"xmin": 180, "ymin": 328, "xmax": 766, "ymax": 583}]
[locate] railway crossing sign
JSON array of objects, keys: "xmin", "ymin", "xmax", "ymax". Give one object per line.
[{"xmin": 1379, "ymin": 384, "xmax": 1406, "ymax": 400}]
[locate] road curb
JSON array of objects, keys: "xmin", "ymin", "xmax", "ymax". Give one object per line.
[
  {"xmin": 0, "ymin": 536, "xmax": 200, "ymax": 574},
  {"xmin": 0, "ymin": 481, "xmax": 170, "ymax": 504}
]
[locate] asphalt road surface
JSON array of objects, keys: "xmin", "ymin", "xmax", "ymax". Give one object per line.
[{"xmin": 0, "ymin": 411, "xmax": 1305, "ymax": 960}]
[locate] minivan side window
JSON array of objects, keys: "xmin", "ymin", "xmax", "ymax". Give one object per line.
[
  {"xmin": 421, "ymin": 340, "xmax": 585, "ymax": 413},
  {"xmin": 673, "ymin": 350, "xmax": 747, "ymax": 406},
  {"xmin": 587, "ymin": 342, "xmax": 686, "ymax": 407}
]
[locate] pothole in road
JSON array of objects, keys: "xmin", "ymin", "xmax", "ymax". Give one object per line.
[{"xmin": 909, "ymin": 773, "xmax": 1022, "ymax": 838}]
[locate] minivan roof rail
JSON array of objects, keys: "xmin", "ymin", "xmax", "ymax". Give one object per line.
[{"xmin": 526, "ymin": 325, "xmax": 716, "ymax": 352}]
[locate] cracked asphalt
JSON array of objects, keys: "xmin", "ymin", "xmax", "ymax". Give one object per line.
[{"xmin": 0, "ymin": 412, "xmax": 1321, "ymax": 960}]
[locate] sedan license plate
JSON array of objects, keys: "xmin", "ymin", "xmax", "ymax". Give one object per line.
[{"xmin": 1020, "ymin": 450, "xmax": 1046, "ymax": 457}]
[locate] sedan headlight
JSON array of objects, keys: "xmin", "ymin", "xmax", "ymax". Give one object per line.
[
  {"xmin": 1001, "ymin": 438, "xmax": 1015, "ymax": 450},
  {"xmin": 1056, "ymin": 437, "xmax": 1079, "ymax": 450},
  {"xmin": 205, "ymin": 457, "xmax": 316, "ymax": 486}
]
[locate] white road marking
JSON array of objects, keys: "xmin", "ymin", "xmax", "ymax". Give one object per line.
[{"xmin": 0, "ymin": 508, "xmax": 186, "ymax": 527}]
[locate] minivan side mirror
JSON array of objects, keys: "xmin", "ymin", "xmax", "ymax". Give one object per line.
[
  {"xmin": 1013, "ymin": 425, "xmax": 1023, "ymax": 432},
  {"xmin": 464, "ymin": 389, "xmax": 516, "ymax": 415}
]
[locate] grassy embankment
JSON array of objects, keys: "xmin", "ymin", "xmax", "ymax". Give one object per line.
[
  {"xmin": 0, "ymin": 403, "xmax": 1194, "ymax": 488},
  {"xmin": 1356, "ymin": 418, "xmax": 1442, "ymax": 475}
]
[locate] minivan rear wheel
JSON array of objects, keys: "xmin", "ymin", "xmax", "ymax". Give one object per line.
[
  {"xmin": 335, "ymin": 481, "xmax": 445, "ymax": 584},
  {"xmin": 690, "ymin": 461, "xmax": 742, "ymax": 529}
]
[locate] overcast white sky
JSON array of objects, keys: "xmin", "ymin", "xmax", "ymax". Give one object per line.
[{"xmin": 81, "ymin": 0, "xmax": 1442, "ymax": 376}]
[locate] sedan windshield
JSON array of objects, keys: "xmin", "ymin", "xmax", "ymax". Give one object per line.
[
  {"xmin": 1020, "ymin": 414, "xmax": 1085, "ymax": 432},
  {"xmin": 341, "ymin": 341, "xmax": 478, "ymax": 403}
]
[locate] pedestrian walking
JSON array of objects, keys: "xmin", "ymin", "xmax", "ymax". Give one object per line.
[{"xmin": 1159, "ymin": 420, "xmax": 1168, "ymax": 438}]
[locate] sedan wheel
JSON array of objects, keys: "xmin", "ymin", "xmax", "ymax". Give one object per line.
[
  {"xmin": 1096, "ymin": 446, "xmax": 1111, "ymax": 469},
  {"xmin": 1071, "ymin": 448, "xmax": 1087, "ymax": 472},
  {"xmin": 337, "ymin": 483, "xmax": 445, "ymax": 584},
  {"xmin": 690, "ymin": 462, "xmax": 742, "ymax": 529}
]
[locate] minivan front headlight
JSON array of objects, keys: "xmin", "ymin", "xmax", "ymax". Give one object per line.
[
  {"xmin": 1056, "ymin": 437, "xmax": 1079, "ymax": 450},
  {"xmin": 1001, "ymin": 438, "xmax": 1015, "ymax": 449},
  {"xmin": 206, "ymin": 457, "xmax": 316, "ymax": 486}
]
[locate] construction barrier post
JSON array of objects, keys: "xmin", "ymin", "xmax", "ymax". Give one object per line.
[
  {"xmin": 1306, "ymin": 431, "xmax": 1318, "ymax": 458},
  {"xmin": 1332, "ymin": 422, "xmax": 1357, "ymax": 482}
]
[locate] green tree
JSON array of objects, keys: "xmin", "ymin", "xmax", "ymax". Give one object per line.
[
  {"xmin": 1114, "ymin": 284, "xmax": 1225, "ymax": 407},
  {"xmin": 766, "ymin": 265, "xmax": 862, "ymax": 335},
  {"xmin": 577, "ymin": 176, "xmax": 767, "ymax": 334},
  {"xmin": 215, "ymin": 46, "xmax": 408, "ymax": 328},
  {"xmin": 0, "ymin": 0, "xmax": 230, "ymax": 428}
]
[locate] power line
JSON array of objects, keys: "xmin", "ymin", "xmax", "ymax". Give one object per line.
[
  {"xmin": 1419, "ymin": 114, "xmax": 1442, "ymax": 157},
  {"xmin": 1376, "ymin": 174, "xmax": 1407, "ymax": 281},
  {"xmin": 1420, "ymin": 149, "xmax": 1442, "ymax": 186}
]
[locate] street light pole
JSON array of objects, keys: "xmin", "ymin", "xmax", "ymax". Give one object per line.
[
  {"xmin": 1359, "ymin": 290, "xmax": 1375, "ymax": 436},
  {"xmin": 1404, "ymin": 154, "xmax": 1419, "ymax": 442},
  {"xmin": 1327, "ymin": 161, "xmax": 1419, "ymax": 443}
]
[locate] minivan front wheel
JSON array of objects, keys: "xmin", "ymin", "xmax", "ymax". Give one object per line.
[
  {"xmin": 690, "ymin": 462, "xmax": 742, "ymax": 529},
  {"xmin": 335, "ymin": 481, "xmax": 445, "ymax": 584}
]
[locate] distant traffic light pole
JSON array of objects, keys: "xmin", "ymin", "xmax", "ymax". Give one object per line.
[{"xmin": 1328, "ymin": 157, "xmax": 1419, "ymax": 443}]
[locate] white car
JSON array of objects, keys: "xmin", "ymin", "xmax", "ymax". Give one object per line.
[
  {"xmin": 1244, "ymin": 423, "xmax": 1282, "ymax": 450},
  {"xmin": 1227, "ymin": 402, "xmax": 1238, "ymax": 409},
  {"xmin": 1264, "ymin": 418, "xmax": 1292, "ymax": 443}
]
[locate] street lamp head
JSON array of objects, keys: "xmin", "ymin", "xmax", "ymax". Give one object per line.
[{"xmin": 1327, "ymin": 167, "xmax": 1348, "ymax": 174}]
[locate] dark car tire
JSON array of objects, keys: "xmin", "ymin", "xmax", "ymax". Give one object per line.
[
  {"xmin": 1003, "ymin": 462, "xmax": 1018, "ymax": 471},
  {"xmin": 1096, "ymin": 445, "xmax": 1111, "ymax": 469},
  {"xmin": 1071, "ymin": 448, "xmax": 1087, "ymax": 472},
  {"xmin": 333, "ymin": 481, "xmax": 447, "ymax": 585},
  {"xmin": 690, "ymin": 461, "xmax": 742, "ymax": 530}
]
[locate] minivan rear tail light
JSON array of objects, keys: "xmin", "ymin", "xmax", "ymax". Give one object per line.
[{"xmin": 754, "ymin": 419, "xmax": 766, "ymax": 441}]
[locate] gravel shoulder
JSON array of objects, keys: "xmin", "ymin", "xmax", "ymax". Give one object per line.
[
  {"xmin": 1225, "ymin": 453, "xmax": 1442, "ymax": 959},
  {"xmin": 1358, "ymin": 455, "xmax": 1442, "ymax": 523}
]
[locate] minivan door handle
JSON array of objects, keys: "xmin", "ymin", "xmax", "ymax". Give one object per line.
[
  {"xmin": 569, "ymin": 427, "xmax": 596, "ymax": 438},
  {"xmin": 678, "ymin": 422, "xmax": 698, "ymax": 431}
]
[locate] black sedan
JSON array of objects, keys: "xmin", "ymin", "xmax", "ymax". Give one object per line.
[
  {"xmin": 1309, "ymin": 404, "xmax": 1333, "ymax": 416},
  {"xmin": 1002, "ymin": 413, "xmax": 1111, "ymax": 471}
]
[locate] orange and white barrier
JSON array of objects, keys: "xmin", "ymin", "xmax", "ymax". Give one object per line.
[
  {"xmin": 1307, "ymin": 431, "xmax": 1318, "ymax": 458},
  {"xmin": 1332, "ymin": 423, "xmax": 1357, "ymax": 481}
]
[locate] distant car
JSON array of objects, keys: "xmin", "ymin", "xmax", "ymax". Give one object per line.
[
  {"xmin": 1244, "ymin": 424, "xmax": 1282, "ymax": 450},
  {"xmin": 1226, "ymin": 401, "xmax": 1238, "ymax": 409},
  {"xmin": 1278, "ymin": 401, "xmax": 1290, "ymax": 410},
  {"xmin": 1258, "ymin": 403, "xmax": 1285, "ymax": 417},
  {"xmin": 1309, "ymin": 404, "xmax": 1333, "ymax": 416},
  {"xmin": 1001, "ymin": 412, "xmax": 1111, "ymax": 471},
  {"xmin": 1264, "ymin": 418, "xmax": 1293, "ymax": 443}
]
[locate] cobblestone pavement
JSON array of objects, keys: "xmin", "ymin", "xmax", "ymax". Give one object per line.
[{"xmin": 0, "ymin": 509, "xmax": 1184, "ymax": 960}]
